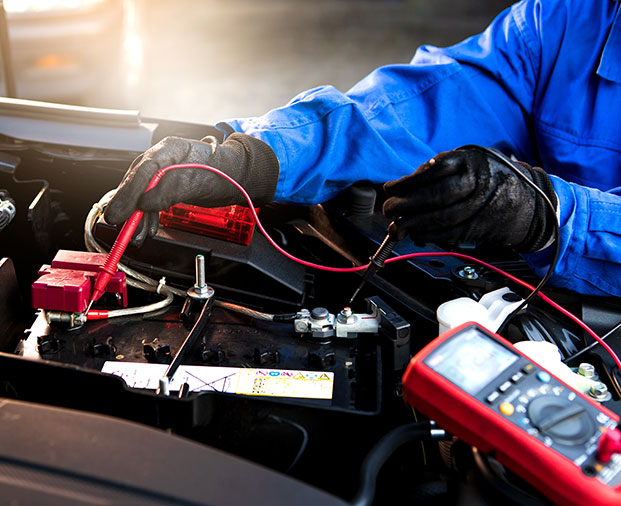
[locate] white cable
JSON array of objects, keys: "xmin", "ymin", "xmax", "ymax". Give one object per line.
[
  {"xmin": 83, "ymin": 190, "xmax": 180, "ymax": 317},
  {"xmin": 104, "ymin": 290, "xmax": 174, "ymax": 318},
  {"xmin": 85, "ymin": 190, "xmax": 186, "ymax": 296},
  {"xmin": 84, "ymin": 190, "xmax": 285, "ymax": 321}
]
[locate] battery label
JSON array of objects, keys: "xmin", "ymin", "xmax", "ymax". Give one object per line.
[
  {"xmin": 236, "ymin": 368, "xmax": 334, "ymax": 399},
  {"xmin": 101, "ymin": 362, "xmax": 334, "ymax": 400}
]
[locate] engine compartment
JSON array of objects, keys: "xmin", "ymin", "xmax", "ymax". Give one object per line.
[{"xmin": 2, "ymin": 101, "xmax": 621, "ymax": 505}]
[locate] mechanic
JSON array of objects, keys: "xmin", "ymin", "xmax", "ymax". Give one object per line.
[{"xmin": 105, "ymin": 0, "xmax": 621, "ymax": 297}]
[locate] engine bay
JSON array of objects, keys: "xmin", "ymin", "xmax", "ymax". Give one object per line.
[{"xmin": 2, "ymin": 100, "xmax": 621, "ymax": 505}]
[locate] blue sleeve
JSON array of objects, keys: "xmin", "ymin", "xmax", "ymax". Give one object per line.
[
  {"xmin": 228, "ymin": 0, "xmax": 621, "ymax": 298},
  {"xmin": 227, "ymin": 0, "xmax": 541, "ymax": 204},
  {"xmin": 525, "ymin": 177, "xmax": 621, "ymax": 297}
]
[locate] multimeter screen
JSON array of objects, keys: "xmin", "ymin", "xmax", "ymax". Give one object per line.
[{"xmin": 424, "ymin": 327, "xmax": 519, "ymax": 394}]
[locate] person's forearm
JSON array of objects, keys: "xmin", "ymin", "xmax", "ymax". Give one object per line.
[{"xmin": 524, "ymin": 176, "xmax": 621, "ymax": 297}]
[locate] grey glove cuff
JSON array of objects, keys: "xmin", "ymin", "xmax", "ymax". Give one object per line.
[
  {"xmin": 206, "ymin": 133, "xmax": 279, "ymax": 207},
  {"xmin": 517, "ymin": 163, "xmax": 559, "ymax": 253}
]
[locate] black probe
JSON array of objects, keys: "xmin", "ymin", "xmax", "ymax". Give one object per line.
[{"xmin": 348, "ymin": 232, "xmax": 399, "ymax": 305}]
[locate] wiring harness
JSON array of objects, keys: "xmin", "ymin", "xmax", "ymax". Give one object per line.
[{"xmin": 84, "ymin": 161, "xmax": 621, "ymax": 371}]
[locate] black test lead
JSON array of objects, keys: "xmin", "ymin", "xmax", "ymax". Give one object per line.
[{"xmin": 348, "ymin": 233, "xmax": 399, "ymax": 306}]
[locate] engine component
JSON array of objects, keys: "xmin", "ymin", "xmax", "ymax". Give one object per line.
[
  {"xmin": 437, "ymin": 287, "xmax": 524, "ymax": 334},
  {"xmin": 366, "ymin": 296, "xmax": 411, "ymax": 372},
  {"xmin": 31, "ymin": 250, "xmax": 127, "ymax": 313},
  {"xmin": 0, "ymin": 190, "xmax": 16, "ymax": 231},
  {"xmin": 45, "ymin": 310, "xmax": 87, "ymax": 329},
  {"xmin": 514, "ymin": 340, "xmax": 598, "ymax": 396},
  {"xmin": 294, "ymin": 304, "xmax": 380, "ymax": 339}
]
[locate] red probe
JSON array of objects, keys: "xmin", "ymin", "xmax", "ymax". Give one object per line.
[
  {"xmin": 83, "ymin": 163, "xmax": 621, "ymax": 374},
  {"xmin": 87, "ymin": 169, "xmax": 170, "ymax": 310}
]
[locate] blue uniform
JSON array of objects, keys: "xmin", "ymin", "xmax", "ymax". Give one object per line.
[{"xmin": 228, "ymin": 0, "xmax": 621, "ymax": 297}]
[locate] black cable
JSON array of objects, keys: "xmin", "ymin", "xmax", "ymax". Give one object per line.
[
  {"xmin": 268, "ymin": 415, "xmax": 309, "ymax": 472},
  {"xmin": 471, "ymin": 448, "xmax": 550, "ymax": 506},
  {"xmin": 350, "ymin": 422, "xmax": 436, "ymax": 506},
  {"xmin": 563, "ymin": 319, "xmax": 621, "ymax": 364},
  {"xmin": 348, "ymin": 235, "xmax": 399, "ymax": 305},
  {"xmin": 458, "ymin": 146, "xmax": 561, "ymax": 335}
]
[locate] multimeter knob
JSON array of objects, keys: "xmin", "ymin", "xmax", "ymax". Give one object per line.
[{"xmin": 528, "ymin": 395, "xmax": 596, "ymax": 445}]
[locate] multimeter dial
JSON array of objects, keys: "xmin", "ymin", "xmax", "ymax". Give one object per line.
[{"xmin": 527, "ymin": 395, "xmax": 596, "ymax": 446}]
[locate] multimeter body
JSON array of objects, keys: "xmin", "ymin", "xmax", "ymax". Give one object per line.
[{"xmin": 402, "ymin": 322, "xmax": 621, "ymax": 506}]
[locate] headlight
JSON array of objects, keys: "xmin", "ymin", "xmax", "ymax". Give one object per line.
[{"xmin": 3, "ymin": 0, "xmax": 106, "ymax": 14}]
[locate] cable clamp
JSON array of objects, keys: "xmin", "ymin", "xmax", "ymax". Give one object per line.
[{"xmin": 156, "ymin": 277, "xmax": 167, "ymax": 294}]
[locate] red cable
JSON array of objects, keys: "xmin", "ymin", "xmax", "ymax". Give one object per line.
[{"xmin": 93, "ymin": 162, "xmax": 621, "ymax": 372}]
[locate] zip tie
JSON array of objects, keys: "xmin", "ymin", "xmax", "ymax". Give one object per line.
[{"xmin": 156, "ymin": 277, "xmax": 167, "ymax": 295}]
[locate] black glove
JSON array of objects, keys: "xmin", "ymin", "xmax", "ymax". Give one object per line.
[
  {"xmin": 382, "ymin": 148, "xmax": 558, "ymax": 253},
  {"xmin": 104, "ymin": 133, "xmax": 279, "ymax": 246}
]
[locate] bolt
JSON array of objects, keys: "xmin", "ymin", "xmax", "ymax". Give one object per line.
[
  {"xmin": 187, "ymin": 254, "xmax": 214, "ymax": 300},
  {"xmin": 195, "ymin": 255, "xmax": 207, "ymax": 292},
  {"xmin": 294, "ymin": 320, "xmax": 309, "ymax": 333},
  {"xmin": 311, "ymin": 307, "xmax": 329, "ymax": 321},
  {"xmin": 578, "ymin": 363, "xmax": 596, "ymax": 378},
  {"xmin": 458, "ymin": 266, "xmax": 478, "ymax": 280},
  {"xmin": 337, "ymin": 306, "xmax": 356, "ymax": 324},
  {"xmin": 589, "ymin": 381, "xmax": 611, "ymax": 401}
]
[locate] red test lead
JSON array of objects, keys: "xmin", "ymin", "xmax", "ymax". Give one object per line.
[{"xmin": 88, "ymin": 169, "xmax": 169, "ymax": 309}]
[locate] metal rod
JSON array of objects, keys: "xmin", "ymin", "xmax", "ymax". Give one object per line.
[
  {"xmin": 157, "ymin": 297, "xmax": 213, "ymax": 394},
  {"xmin": 0, "ymin": 0, "xmax": 16, "ymax": 98}
]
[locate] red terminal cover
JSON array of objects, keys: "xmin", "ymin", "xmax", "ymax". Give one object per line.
[
  {"xmin": 159, "ymin": 204, "xmax": 256, "ymax": 245},
  {"xmin": 32, "ymin": 269, "xmax": 92, "ymax": 314},
  {"xmin": 402, "ymin": 322, "xmax": 621, "ymax": 506},
  {"xmin": 31, "ymin": 250, "xmax": 128, "ymax": 313}
]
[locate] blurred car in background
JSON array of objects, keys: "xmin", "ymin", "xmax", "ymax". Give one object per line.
[{"xmin": 1, "ymin": 0, "xmax": 127, "ymax": 103}]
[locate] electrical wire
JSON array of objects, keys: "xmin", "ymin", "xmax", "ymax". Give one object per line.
[
  {"xmin": 563, "ymin": 319, "xmax": 621, "ymax": 364},
  {"xmin": 83, "ymin": 162, "xmax": 621, "ymax": 371},
  {"xmin": 385, "ymin": 251, "xmax": 621, "ymax": 372},
  {"xmin": 350, "ymin": 422, "xmax": 438, "ymax": 506},
  {"xmin": 133, "ymin": 163, "xmax": 620, "ymax": 371},
  {"xmin": 268, "ymin": 415, "xmax": 309, "ymax": 472},
  {"xmin": 460, "ymin": 146, "xmax": 561, "ymax": 333},
  {"xmin": 84, "ymin": 190, "xmax": 293, "ymax": 322}
]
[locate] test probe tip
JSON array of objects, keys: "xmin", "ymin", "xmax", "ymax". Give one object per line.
[{"xmin": 348, "ymin": 233, "xmax": 399, "ymax": 306}]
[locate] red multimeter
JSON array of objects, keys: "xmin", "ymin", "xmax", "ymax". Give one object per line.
[{"xmin": 402, "ymin": 322, "xmax": 621, "ymax": 506}]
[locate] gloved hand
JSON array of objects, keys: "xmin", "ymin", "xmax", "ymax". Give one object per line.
[
  {"xmin": 382, "ymin": 148, "xmax": 558, "ymax": 253},
  {"xmin": 104, "ymin": 133, "xmax": 279, "ymax": 246}
]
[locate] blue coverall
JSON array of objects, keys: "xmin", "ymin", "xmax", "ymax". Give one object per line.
[{"xmin": 227, "ymin": 0, "xmax": 621, "ymax": 297}]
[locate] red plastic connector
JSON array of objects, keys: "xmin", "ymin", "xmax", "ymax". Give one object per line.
[
  {"xmin": 31, "ymin": 250, "xmax": 128, "ymax": 313},
  {"xmin": 160, "ymin": 204, "xmax": 256, "ymax": 245}
]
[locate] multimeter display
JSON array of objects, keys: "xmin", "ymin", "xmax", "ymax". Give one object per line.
[{"xmin": 424, "ymin": 326, "xmax": 518, "ymax": 394}]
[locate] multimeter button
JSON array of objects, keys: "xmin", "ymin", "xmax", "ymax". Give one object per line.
[
  {"xmin": 528, "ymin": 395, "xmax": 595, "ymax": 445},
  {"xmin": 523, "ymin": 364, "xmax": 535, "ymax": 374},
  {"xmin": 511, "ymin": 372, "xmax": 524, "ymax": 383},
  {"xmin": 486, "ymin": 391, "xmax": 500, "ymax": 404},
  {"xmin": 499, "ymin": 402, "xmax": 515, "ymax": 416},
  {"xmin": 499, "ymin": 381, "xmax": 512, "ymax": 393},
  {"xmin": 536, "ymin": 372, "xmax": 551, "ymax": 383}
]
